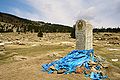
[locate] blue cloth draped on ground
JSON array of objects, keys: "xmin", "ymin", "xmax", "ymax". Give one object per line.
[{"xmin": 42, "ymin": 49, "xmax": 108, "ymax": 80}]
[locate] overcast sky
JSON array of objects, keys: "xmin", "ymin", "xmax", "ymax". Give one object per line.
[{"xmin": 0, "ymin": 0, "xmax": 120, "ymax": 28}]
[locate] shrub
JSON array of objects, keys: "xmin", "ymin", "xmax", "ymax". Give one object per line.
[
  {"xmin": 37, "ymin": 31, "xmax": 43, "ymax": 37},
  {"xmin": 70, "ymin": 26, "xmax": 76, "ymax": 39}
]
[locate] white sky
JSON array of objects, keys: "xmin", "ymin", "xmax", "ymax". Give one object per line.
[{"xmin": 11, "ymin": 0, "xmax": 120, "ymax": 28}]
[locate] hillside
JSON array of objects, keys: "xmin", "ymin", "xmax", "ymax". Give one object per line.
[{"xmin": 0, "ymin": 12, "xmax": 72, "ymax": 33}]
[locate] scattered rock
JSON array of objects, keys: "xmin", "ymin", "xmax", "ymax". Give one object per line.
[
  {"xmin": 4, "ymin": 42, "xmax": 13, "ymax": 45},
  {"xmin": 0, "ymin": 52, "xmax": 5, "ymax": 56},
  {"xmin": 96, "ymin": 56, "xmax": 105, "ymax": 62},
  {"xmin": 60, "ymin": 41, "xmax": 75, "ymax": 47},
  {"xmin": 107, "ymin": 41, "xmax": 119, "ymax": 45},
  {"xmin": 57, "ymin": 69, "xmax": 66, "ymax": 74},
  {"xmin": 47, "ymin": 52, "xmax": 62, "ymax": 58},
  {"xmin": 89, "ymin": 60, "xmax": 97, "ymax": 65},
  {"xmin": 49, "ymin": 66, "xmax": 56, "ymax": 70},
  {"xmin": 11, "ymin": 52, "xmax": 18, "ymax": 55},
  {"xmin": 53, "ymin": 52, "xmax": 62, "ymax": 58},
  {"xmin": 108, "ymin": 48, "xmax": 120, "ymax": 51},
  {"xmin": 76, "ymin": 66, "xmax": 85, "ymax": 73},
  {"xmin": 101, "ymin": 62, "xmax": 109, "ymax": 68},
  {"xmin": 31, "ymin": 44, "xmax": 37, "ymax": 47},
  {"xmin": 91, "ymin": 66, "xmax": 99, "ymax": 72},
  {"xmin": 16, "ymin": 41, "xmax": 26, "ymax": 45},
  {"xmin": 0, "ymin": 41, "xmax": 5, "ymax": 51},
  {"xmin": 111, "ymin": 59, "xmax": 118, "ymax": 62},
  {"xmin": 13, "ymin": 56, "xmax": 28, "ymax": 61}
]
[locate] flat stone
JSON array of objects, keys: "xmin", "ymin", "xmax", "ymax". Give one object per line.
[
  {"xmin": 57, "ymin": 69, "xmax": 66, "ymax": 74},
  {"xmin": 49, "ymin": 66, "xmax": 56, "ymax": 70},
  {"xmin": 13, "ymin": 55, "xmax": 28, "ymax": 61}
]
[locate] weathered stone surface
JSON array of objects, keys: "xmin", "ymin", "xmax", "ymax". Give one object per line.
[{"xmin": 75, "ymin": 20, "xmax": 93, "ymax": 50}]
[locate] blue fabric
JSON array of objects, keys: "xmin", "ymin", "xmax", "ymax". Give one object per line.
[
  {"xmin": 95, "ymin": 65, "xmax": 101, "ymax": 70},
  {"xmin": 89, "ymin": 72, "xmax": 108, "ymax": 80},
  {"xmin": 42, "ymin": 49, "xmax": 108, "ymax": 80}
]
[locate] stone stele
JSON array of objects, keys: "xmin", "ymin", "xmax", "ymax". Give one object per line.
[{"xmin": 75, "ymin": 20, "xmax": 93, "ymax": 50}]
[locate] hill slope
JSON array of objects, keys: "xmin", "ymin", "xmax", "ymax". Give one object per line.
[{"xmin": 0, "ymin": 12, "xmax": 72, "ymax": 33}]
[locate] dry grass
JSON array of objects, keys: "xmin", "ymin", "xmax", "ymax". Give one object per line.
[{"xmin": 0, "ymin": 32, "xmax": 120, "ymax": 80}]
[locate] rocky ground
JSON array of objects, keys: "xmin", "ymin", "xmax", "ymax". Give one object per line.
[{"xmin": 0, "ymin": 32, "xmax": 120, "ymax": 80}]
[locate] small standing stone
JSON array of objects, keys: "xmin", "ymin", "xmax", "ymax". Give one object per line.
[{"xmin": 75, "ymin": 20, "xmax": 93, "ymax": 50}]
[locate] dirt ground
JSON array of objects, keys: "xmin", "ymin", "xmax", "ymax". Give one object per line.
[{"xmin": 0, "ymin": 32, "xmax": 120, "ymax": 80}]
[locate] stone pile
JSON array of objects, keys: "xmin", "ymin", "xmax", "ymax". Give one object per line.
[{"xmin": 42, "ymin": 49, "xmax": 109, "ymax": 80}]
